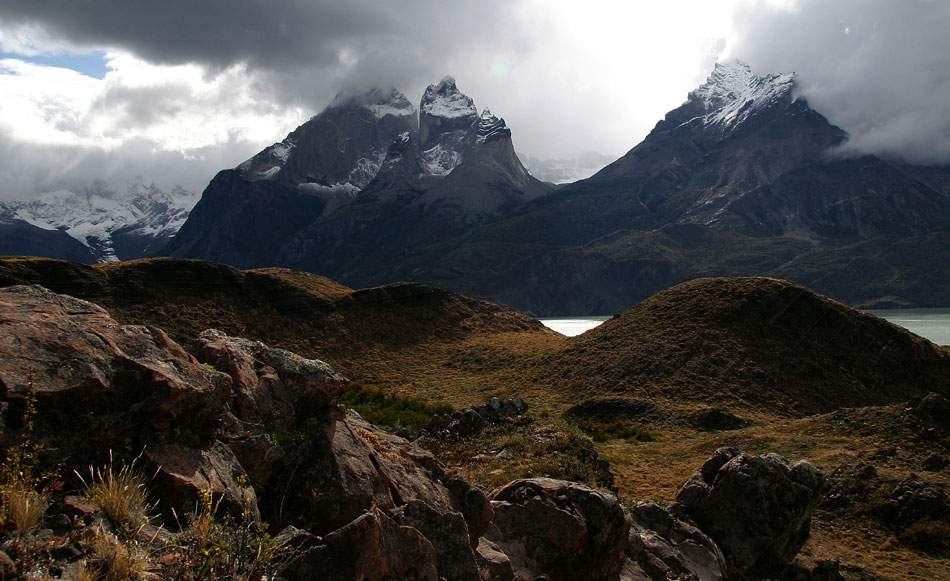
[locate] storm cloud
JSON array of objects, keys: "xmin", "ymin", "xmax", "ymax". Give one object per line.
[
  {"xmin": 0, "ymin": 0, "xmax": 947, "ymax": 201},
  {"xmin": 726, "ymin": 0, "xmax": 950, "ymax": 165},
  {"xmin": 0, "ymin": 0, "xmax": 522, "ymax": 108}
]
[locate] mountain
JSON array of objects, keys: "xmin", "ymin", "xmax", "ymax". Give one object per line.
[
  {"xmin": 163, "ymin": 62, "xmax": 950, "ymax": 314},
  {"xmin": 163, "ymin": 77, "xmax": 552, "ymax": 281},
  {"xmin": 0, "ymin": 182, "xmax": 198, "ymax": 263},
  {"xmin": 420, "ymin": 61, "xmax": 950, "ymax": 313}
]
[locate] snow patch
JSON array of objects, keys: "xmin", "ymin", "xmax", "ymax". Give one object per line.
[
  {"xmin": 348, "ymin": 147, "xmax": 389, "ymax": 188},
  {"xmin": 367, "ymin": 101, "xmax": 415, "ymax": 119},
  {"xmin": 237, "ymin": 138, "xmax": 297, "ymax": 179},
  {"xmin": 330, "ymin": 87, "xmax": 415, "ymax": 118},
  {"xmin": 420, "ymin": 143, "xmax": 463, "ymax": 176},
  {"xmin": 297, "ymin": 182, "xmax": 361, "ymax": 196},
  {"xmin": 476, "ymin": 108, "xmax": 509, "ymax": 143},
  {"xmin": 421, "ymin": 77, "xmax": 477, "ymax": 119}
]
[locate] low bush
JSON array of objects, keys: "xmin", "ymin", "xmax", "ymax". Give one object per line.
[{"xmin": 342, "ymin": 383, "xmax": 453, "ymax": 434}]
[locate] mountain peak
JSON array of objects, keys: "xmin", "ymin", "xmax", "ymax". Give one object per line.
[
  {"xmin": 476, "ymin": 108, "xmax": 511, "ymax": 144},
  {"xmin": 420, "ymin": 77, "xmax": 477, "ymax": 120},
  {"xmin": 688, "ymin": 60, "xmax": 796, "ymax": 130},
  {"xmin": 328, "ymin": 87, "xmax": 415, "ymax": 119},
  {"xmin": 436, "ymin": 76, "xmax": 457, "ymax": 90}
]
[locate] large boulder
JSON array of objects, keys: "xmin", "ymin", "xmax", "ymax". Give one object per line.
[
  {"xmin": 621, "ymin": 501, "xmax": 726, "ymax": 581},
  {"xmin": 192, "ymin": 328, "xmax": 489, "ymax": 579},
  {"xmin": 195, "ymin": 328, "xmax": 347, "ymax": 432},
  {"xmin": 260, "ymin": 408, "xmax": 486, "ymax": 580},
  {"xmin": 180, "ymin": 327, "xmax": 494, "ymax": 580},
  {"xmin": 671, "ymin": 447, "xmax": 825, "ymax": 578},
  {"xmin": 278, "ymin": 507, "xmax": 440, "ymax": 580},
  {"xmin": 0, "ymin": 285, "xmax": 229, "ymax": 443},
  {"xmin": 486, "ymin": 478, "xmax": 630, "ymax": 581},
  {"xmin": 0, "ymin": 285, "xmax": 247, "ymax": 519}
]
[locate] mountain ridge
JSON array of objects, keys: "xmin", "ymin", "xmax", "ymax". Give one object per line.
[
  {"xmin": 4, "ymin": 62, "xmax": 948, "ymax": 315},
  {"xmin": 0, "ymin": 182, "xmax": 198, "ymax": 263}
]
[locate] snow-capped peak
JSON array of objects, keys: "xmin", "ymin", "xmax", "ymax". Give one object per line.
[
  {"xmin": 420, "ymin": 77, "xmax": 477, "ymax": 120},
  {"xmin": 236, "ymin": 137, "xmax": 297, "ymax": 179},
  {"xmin": 6, "ymin": 182, "xmax": 198, "ymax": 262},
  {"xmin": 688, "ymin": 60, "xmax": 796, "ymax": 129},
  {"xmin": 476, "ymin": 108, "xmax": 510, "ymax": 143}
]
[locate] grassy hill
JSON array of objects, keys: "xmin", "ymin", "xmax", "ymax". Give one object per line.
[{"xmin": 3, "ymin": 256, "xmax": 950, "ymax": 576}]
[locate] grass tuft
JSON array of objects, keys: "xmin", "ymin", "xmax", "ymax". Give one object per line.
[
  {"xmin": 78, "ymin": 451, "xmax": 154, "ymax": 533},
  {"xmin": 88, "ymin": 527, "xmax": 155, "ymax": 580},
  {"xmin": 0, "ymin": 480, "xmax": 50, "ymax": 538}
]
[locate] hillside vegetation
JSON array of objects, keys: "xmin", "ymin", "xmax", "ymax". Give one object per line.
[{"xmin": 2, "ymin": 256, "xmax": 949, "ymax": 577}]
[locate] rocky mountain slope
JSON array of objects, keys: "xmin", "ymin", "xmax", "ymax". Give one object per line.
[
  {"xmin": 448, "ymin": 61, "xmax": 950, "ymax": 314},
  {"xmin": 163, "ymin": 77, "xmax": 551, "ymax": 282},
  {"xmin": 161, "ymin": 61, "xmax": 950, "ymax": 315},
  {"xmin": 0, "ymin": 183, "xmax": 198, "ymax": 263}
]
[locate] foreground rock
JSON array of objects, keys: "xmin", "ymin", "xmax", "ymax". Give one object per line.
[
  {"xmin": 622, "ymin": 501, "xmax": 726, "ymax": 581},
  {"xmin": 0, "ymin": 285, "xmax": 246, "ymax": 518},
  {"xmin": 196, "ymin": 328, "xmax": 348, "ymax": 432},
  {"xmin": 0, "ymin": 286, "xmax": 491, "ymax": 580},
  {"xmin": 671, "ymin": 447, "xmax": 825, "ymax": 578},
  {"xmin": 486, "ymin": 478, "xmax": 630, "ymax": 580},
  {"xmin": 193, "ymin": 328, "xmax": 490, "ymax": 580}
]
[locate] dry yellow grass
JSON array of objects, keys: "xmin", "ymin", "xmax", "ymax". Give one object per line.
[{"xmin": 0, "ymin": 481, "xmax": 49, "ymax": 538}]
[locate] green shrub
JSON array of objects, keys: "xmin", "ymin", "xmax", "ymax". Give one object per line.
[
  {"xmin": 0, "ymin": 368, "xmax": 50, "ymax": 539},
  {"xmin": 342, "ymin": 383, "xmax": 453, "ymax": 435},
  {"xmin": 164, "ymin": 475, "xmax": 289, "ymax": 580}
]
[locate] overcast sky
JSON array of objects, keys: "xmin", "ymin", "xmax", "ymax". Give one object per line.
[{"xmin": 0, "ymin": 0, "xmax": 948, "ymax": 200}]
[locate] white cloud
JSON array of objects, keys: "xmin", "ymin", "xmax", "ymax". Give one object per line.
[
  {"xmin": 724, "ymin": 0, "xmax": 950, "ymax": 165},
  {"xmin": 0, "ymin": 52, "xmax": 307, "ymax": 199}
]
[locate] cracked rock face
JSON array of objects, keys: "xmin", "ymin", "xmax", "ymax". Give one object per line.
[
  {"xmin": 0, "ymin": 284, "xmax": 244, "ymax": 519},
  {"xmin": 621, "ymin": 501, "xmax": 727, "ymax": 581}
]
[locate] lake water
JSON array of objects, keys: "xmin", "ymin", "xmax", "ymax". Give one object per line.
[{"xmin": 541, "ymin": 309, "xmax": 950, "ymax": 345}]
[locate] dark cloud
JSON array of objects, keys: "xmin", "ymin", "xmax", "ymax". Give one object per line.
[
  {"xmin": 0, "ymin": 0, "xmax": 521, "ymax": 111},
  {"xmin": 727, "ymin": 0, "xmax": 950, "ymax": 165}
]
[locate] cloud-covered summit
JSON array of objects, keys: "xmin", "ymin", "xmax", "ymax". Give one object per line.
[{"xmin": 725, "ymin": 0, "xmax": 950, "ymax": 165}]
